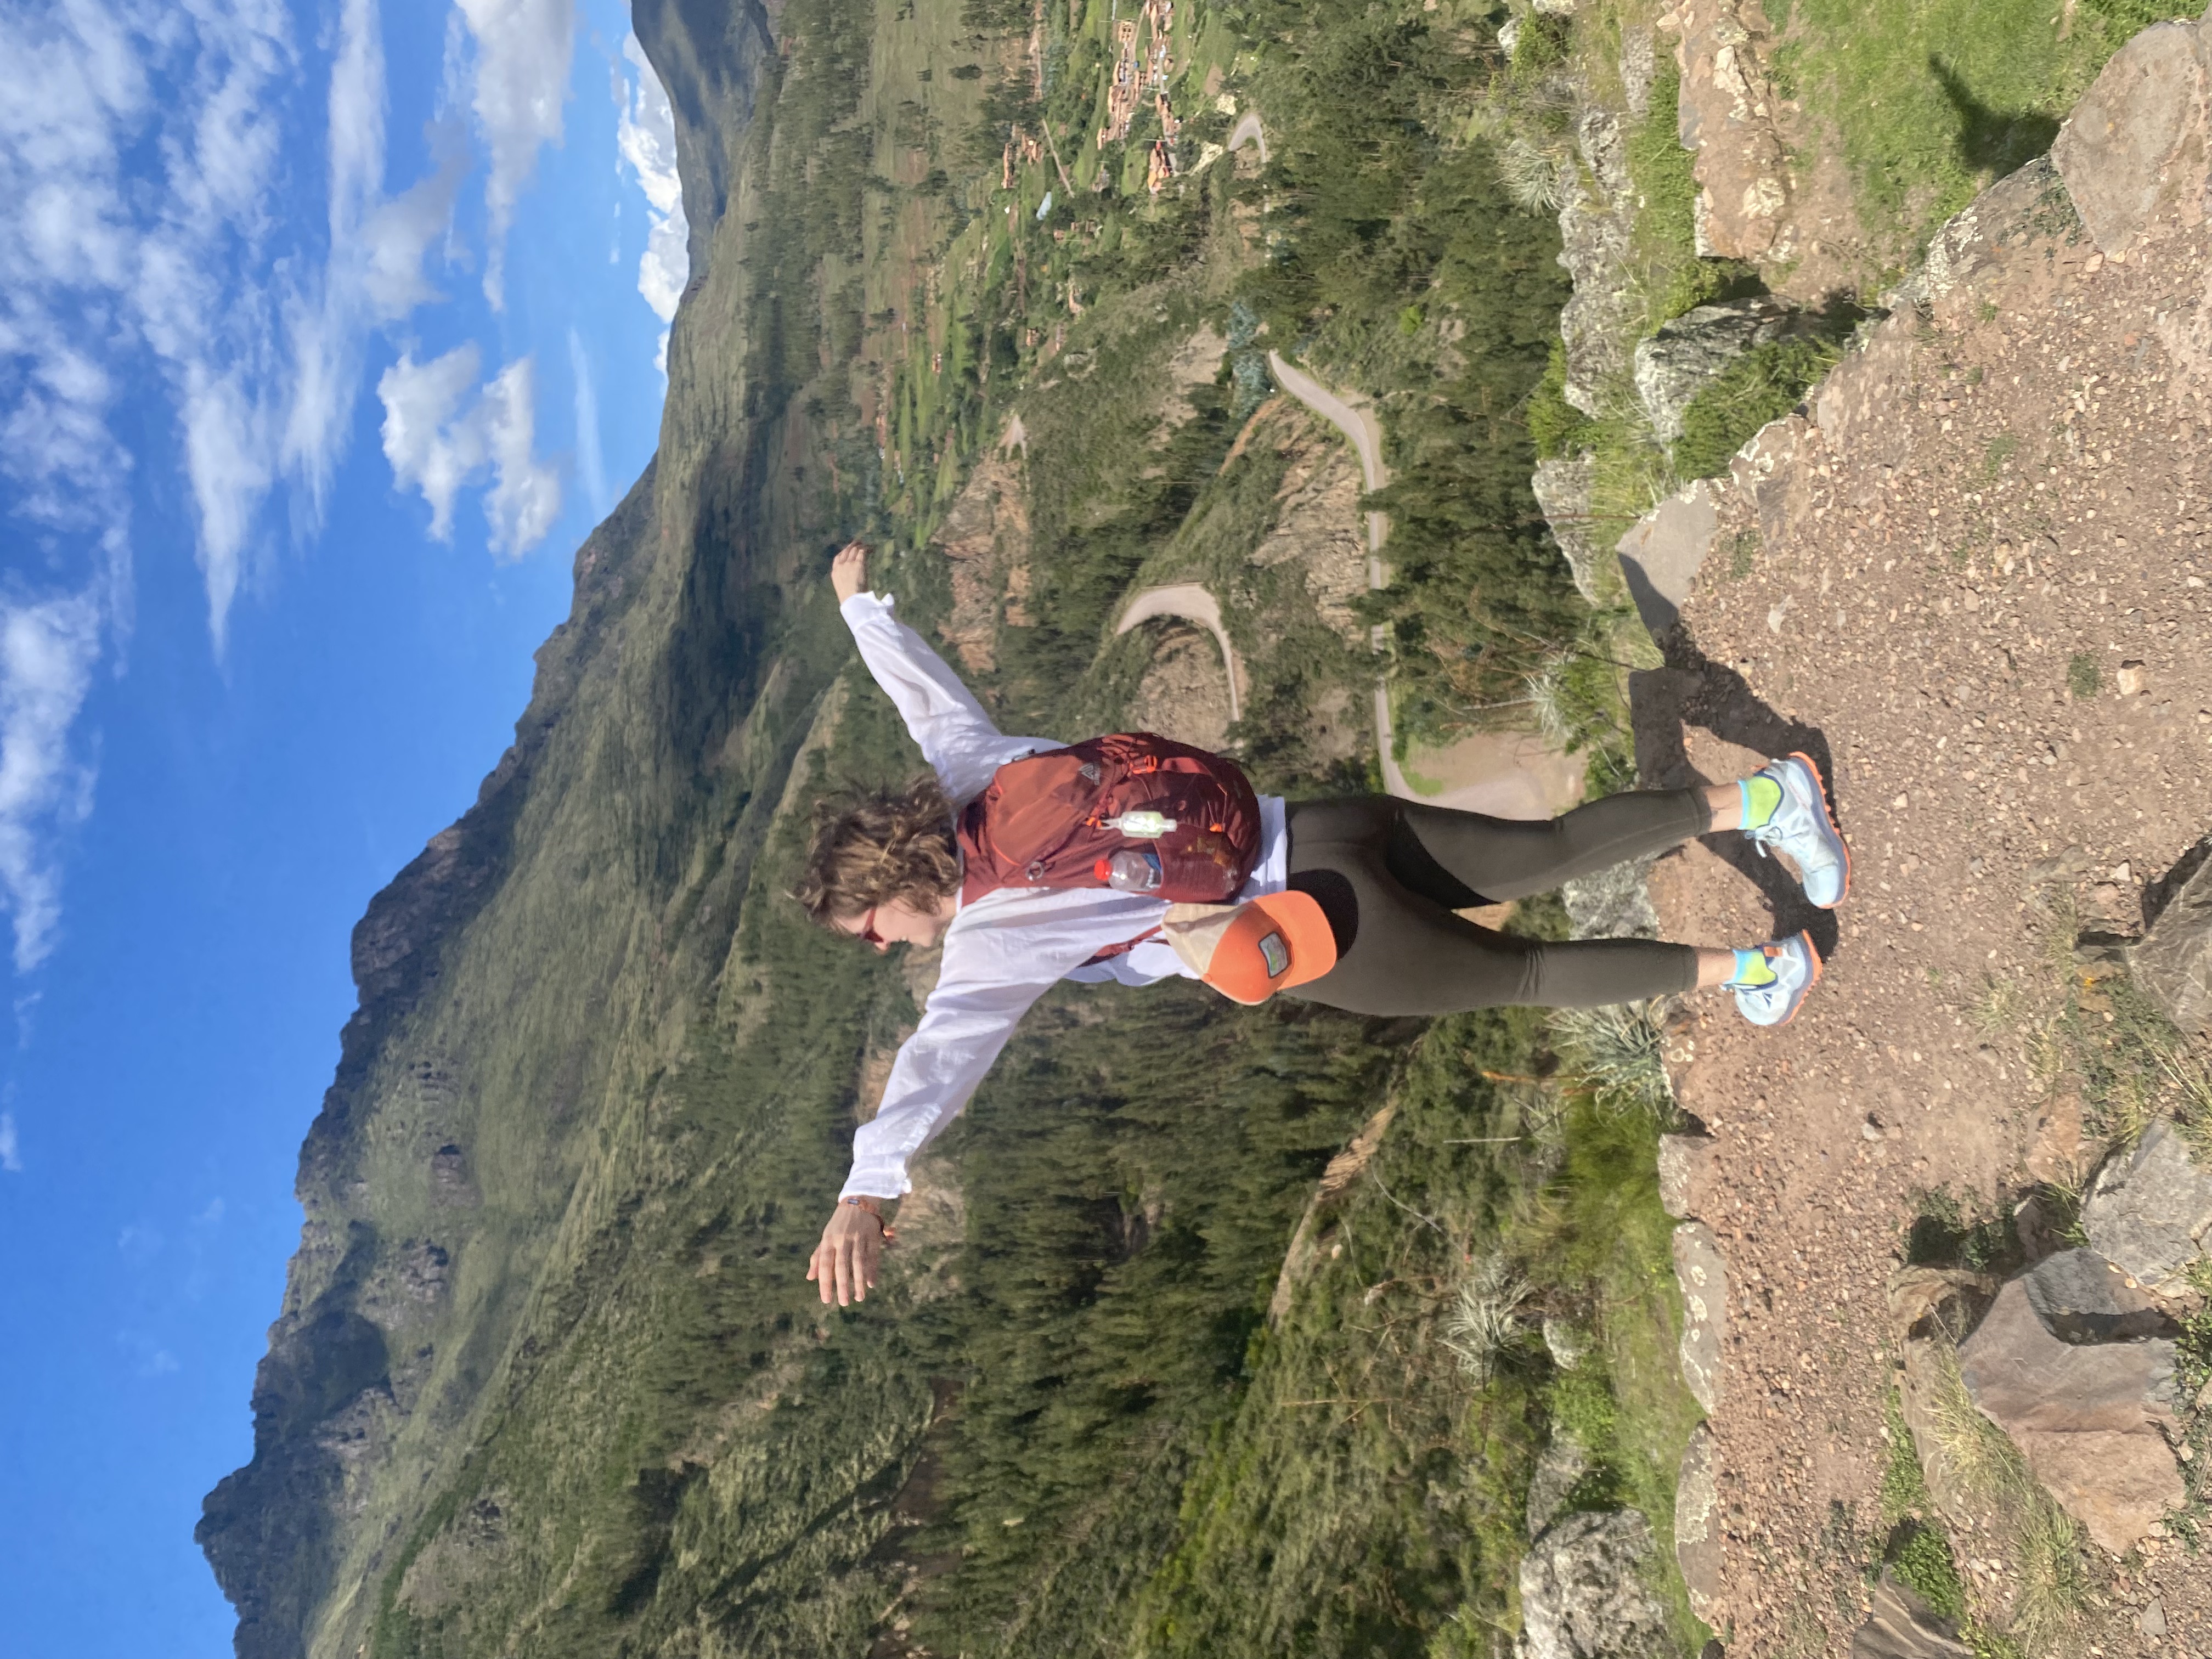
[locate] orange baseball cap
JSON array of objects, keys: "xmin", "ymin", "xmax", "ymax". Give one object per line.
[{"xmin": 1163, "ymin": 891, "xmax": 1339, "ymax": 1005}]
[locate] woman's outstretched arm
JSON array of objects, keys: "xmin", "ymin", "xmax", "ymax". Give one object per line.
[{"xmin": 832, "ymin": 542, "xmax": 1055, "ymax": 803}]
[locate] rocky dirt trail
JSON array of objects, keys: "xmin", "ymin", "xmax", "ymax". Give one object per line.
[{"xmin": 1624, "ymin": 25, "xmax": 2212, "ymax": 1656}]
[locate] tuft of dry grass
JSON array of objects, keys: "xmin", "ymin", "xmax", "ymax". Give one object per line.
[
  {"xmin": 1439, "ymin": 1254, "xmax": 1532, "ymax": 1384},
  {"xmin": 1973, "ymin": 975, "xmax": 2028, "ymax": 1036},
  {"xmin": 1549, "ymin": 999, "xmax": 1674, "ymax": 1118},
  {"xmin": 1497, "ymin": 136, "xmax": 1568, "ymax": 212},
  {"xmin": 1916, "ymin": 1344, "xmax": 2092, "ymax": 1653}
]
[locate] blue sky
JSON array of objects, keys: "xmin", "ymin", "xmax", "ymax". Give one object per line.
[{"xmin": 0, "ymin": 0, "xmax": 683, "ymax": 1651}]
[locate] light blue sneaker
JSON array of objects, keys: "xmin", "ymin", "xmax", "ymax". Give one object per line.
[
  {"xmin": 1730, "ymin": 931, "xmax": 1823, "ymax": 1027},
  {"xmin": 1745, "ymin": 752, "xmax": 1850, "ymax": 908}
]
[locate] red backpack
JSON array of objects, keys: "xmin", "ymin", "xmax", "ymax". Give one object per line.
[{"xmin": 957, "ymin": 732, "xmax": 1262, "ymax": 905}]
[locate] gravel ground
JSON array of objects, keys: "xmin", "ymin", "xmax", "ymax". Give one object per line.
[{"xmin": 1646, "ymin": 200, "xmax": 2212, "ymax": 1654}]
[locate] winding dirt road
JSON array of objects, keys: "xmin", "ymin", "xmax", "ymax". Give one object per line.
[{"xmin": 1113, "ymin": 582, "xmax": 1244, "ymax": 723}]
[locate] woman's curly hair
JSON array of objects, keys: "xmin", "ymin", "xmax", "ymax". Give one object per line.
[{"xmin": 795, "ymin": 775, "xmax": 962, "ymax": 926}]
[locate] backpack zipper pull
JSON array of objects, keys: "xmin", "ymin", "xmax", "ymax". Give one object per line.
[{"xmin": 1104, "ymin": 810, "xmax": 1176, "ymax": 839}]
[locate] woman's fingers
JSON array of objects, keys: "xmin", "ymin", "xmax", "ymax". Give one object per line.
[{"xmin": 804, "ymin": 1209, "xmax": 883, "ymax": 1307}]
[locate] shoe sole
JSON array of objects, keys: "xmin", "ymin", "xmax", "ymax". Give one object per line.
[
  {"xmin": 1773, "ymin": 928, "xmax": 1824, "ymax": 1026},
  {"xmin": 1784, "ymin": 750, "xmax": 1851, "ymax": 909}
]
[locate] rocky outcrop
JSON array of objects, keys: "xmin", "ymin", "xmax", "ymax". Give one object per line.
[
  {"xmin": 1531, "ymin": 453, "xmax": 1604, "ymax": 605},
  {"xmin": 1848, "ymin": 1571, "xmax": 1973, "ymax": 1659},
  {"xmin": 1557, "ymin": 108, "xmax": 1639, "ymax": 415},
  {"xmin": 1633, "ymin": 297, "xmax": 1796, "ymax": 443},
  {"xmin": 1528, "ymin": 1434, "xmax": 1592, "ymax": 1537},
  {"xmin": 931, "ymin": 441, "xmax": 1031, "ymax": 673},
  {"xmin": 1660, "ymin": 0, "xmax": 1788, "ymax": 259},
  {"xmin": 1613, "ymin": 478, "xmax": 1718, "ymax": 637},
  {"xmin": 1956, "ymin": 1277, "xmax": 2183, "ymax": 1554},
  {"xmin": 1516, "ymin": 1510, "xmax": 1673, "ymax": 1659},
  {"xmin": 1672, "ymin": 1221, "xmax": 1727, "ymax": 1413},
  {"xmin": 1562, "ymin": 860, "xmax": 1662, "ymax": 941},
  {"xmin": 2050, "ymin": 18, "xmax": 2211, "ymax": 261},
  {"xmin": 2080, "ymin": 1119, "xmax": 2212, "ymax": 1297},
  {"xmin": 2131, "ymin": 853, "xmax": 2212, "ymax": 1034}
]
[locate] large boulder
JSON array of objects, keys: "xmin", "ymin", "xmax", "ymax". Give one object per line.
[
  {"xmin": 1956, "ymin": 1277, "xmax": 2183, "ymax": 1554},
  {"xmin": 1614, "ymin": 478, "xmax": 1719, "ymax": 637},
  {"xmin": 2050, "ymin": 19, "xmax": 2211, "ymax": 259},
  {"xmin": 2081, "ymin": 1119, "xmax": 2212, "ymax": 1296},
  {"xmin": 1633, "ymin": 297, "xmax": 1797, "ymax": 443},
  {"xmin": 1516, "ymin": 1510, "xmax": 1672, "ymax": 1659},
  {"xmin": 2131, "ymin": 854, "xmax": 2212, "ymax": 1034},
  {"xmin": 1849, "ymin": 1571, "xmax": 1973, "ymax": 1659},
  {"xmin": 2021, "ymin": 1247, "xmax": 2175, "ymax": 1344}
]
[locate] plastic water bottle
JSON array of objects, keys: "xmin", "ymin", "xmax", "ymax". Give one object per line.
[{"xmin": 1096, "ymin": 849, "xmax": 1163, "ymax": 892}]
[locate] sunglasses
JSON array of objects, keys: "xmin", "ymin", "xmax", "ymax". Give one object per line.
[{"xmin": 854, "ymin": 907, "xmax": 885, "ymax": 946}]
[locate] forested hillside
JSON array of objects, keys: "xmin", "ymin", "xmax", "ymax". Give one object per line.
[{"xmin": 199, "ymin": 1, "xmax": 1703, "ymax": 1655}]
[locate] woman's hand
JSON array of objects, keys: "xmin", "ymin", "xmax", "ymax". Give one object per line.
[
  {"xmin": 831, "ymin": 540, "xmax": 869, "ymax": 604},
  {"xmin": 807, "ymin": 1201, "xmax": 886, "ymax": 1306}
]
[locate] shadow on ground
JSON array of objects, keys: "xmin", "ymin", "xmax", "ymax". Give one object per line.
[
  {"xmin": 1629, "ymin": 625, "xmax": 1842, "ymax": 962},
  {"xmin": 1930, "ymin": 55, "xmax": 2062, "ymax": 178}
]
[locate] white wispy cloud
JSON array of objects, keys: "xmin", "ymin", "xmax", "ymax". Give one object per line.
[
  {"xmin": 379, "ymin": 343, "xmax": 485, "ymax": 539},
  {"xmin": 616, "ymin": 31, "xmax": 687, "ymax": 370},
  {"xmin": 0, "ymin": 1110, "xmax": 20, "ymax": 1173},
  {"xmin": 456, "ymin": 0, "xmax": 575, "ymax": 309},
  {"xmin": 379, "ymin": 345, "xmax": 561, "ymax": 557},
  {"xmin": 0, "ymin": 597, "xmax": 103, "ymax": 972},
  {"xmin": 0, "ymin": 0, "xmax": 595, "ymax": 974},
  {"xmin": 567, "ymin": 325, "xmax": 606, "ymax": 517},
  {"xmin": 480, "ymin": 356, "xmax": 559, "ymax": 557}
]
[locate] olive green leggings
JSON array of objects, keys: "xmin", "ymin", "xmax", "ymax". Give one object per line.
[{"xmin": 1281, "ymin": 791, "xmax": 1710, "ymax": 1016}]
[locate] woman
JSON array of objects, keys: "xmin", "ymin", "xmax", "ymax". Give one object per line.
[{"xmin": 804, "ymin": 544, "xmax": 1847, "ymax": 1306}]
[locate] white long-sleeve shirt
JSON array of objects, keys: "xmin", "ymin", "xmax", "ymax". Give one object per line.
[{"xmin": 838, "ymin": 591, "xmax": 1287, "ymax": 1198}]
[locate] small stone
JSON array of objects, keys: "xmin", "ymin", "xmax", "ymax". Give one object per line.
[
  {"xmin": 1528, "ymin": 1434, "xmax": 1592, "ymax": 1538},
  {"xmin": 1893, "ymin": 793, "xmax": 1909, "ymax": 809},
  {"xmin": 1656, "ymin": 1133, "xmax": 1718, "ymax": 1220},
  {"xmin": 2139, "ymin": 1596, "xmax": 2168, "ymax": 1639},
  {"xmin": 1544, "ymin": 1317, "xmax": 1590, "ymax": 1372},
  {"xmin": 1863, "ymin": 1118, "xmax": 1886, "ymax": 1141},
  {"xmin": 2117, "ymin": 660, "xmax": 2147, "ymax": 695},
  {"xmin": 1674, "ymin": 1426, "xmax": 1722, "ymax": 1622},
  {"xmin": 1673, "ymin": 1222, "xmax": 1728, "ymax": 1413},
  {"xmin": 1849, "ymin": 1570, "xmax": 1972, "ymax": 1658}
]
